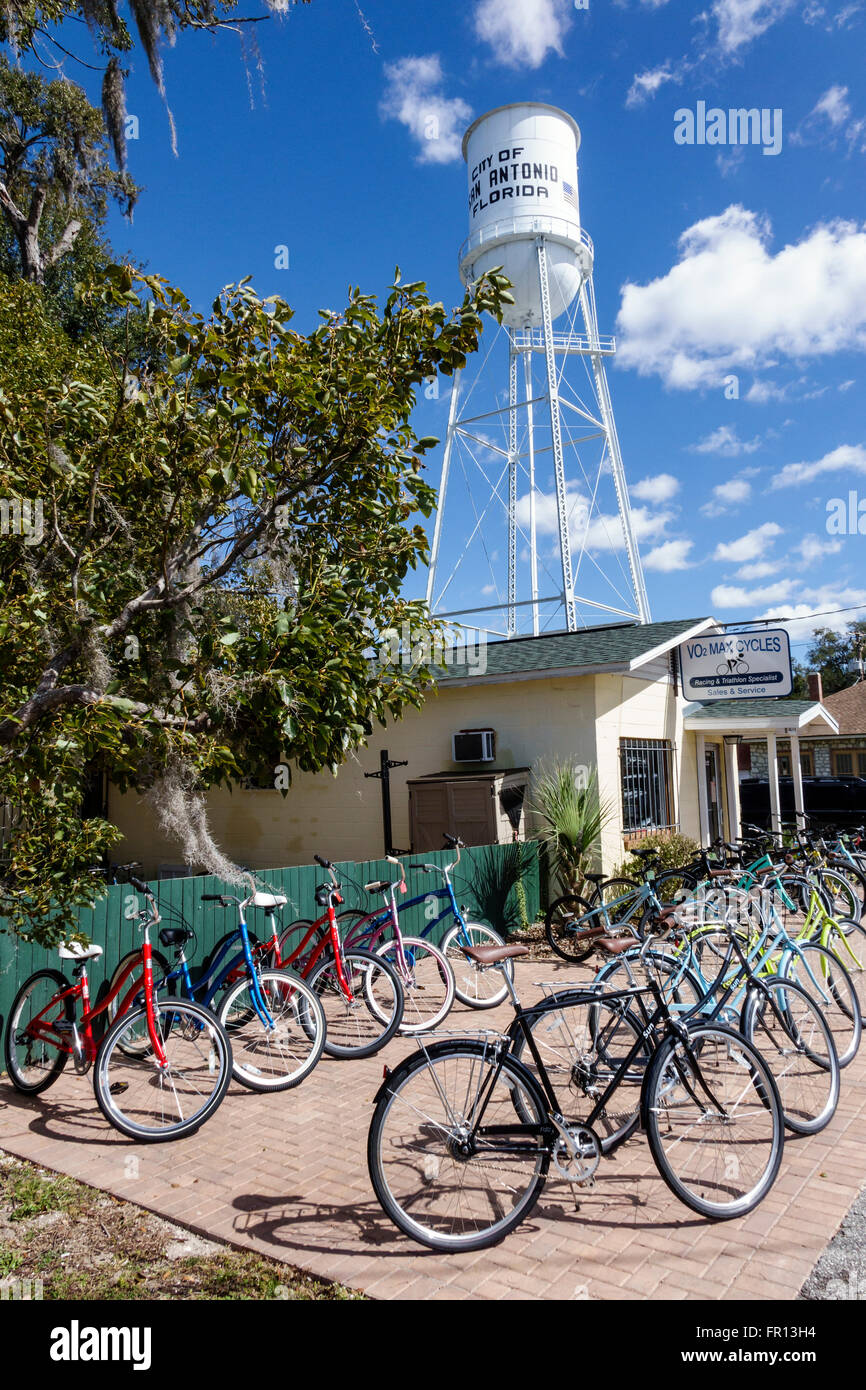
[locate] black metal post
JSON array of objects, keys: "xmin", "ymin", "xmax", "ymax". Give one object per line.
[{"xmin": 364, "ymin": 749, "xmax": 408, "ymax": 858}]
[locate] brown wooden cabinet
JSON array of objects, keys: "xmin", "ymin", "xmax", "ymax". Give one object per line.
[{"xmin": 407, "ymin": 770, "xmax": 529, "ymax": 851}]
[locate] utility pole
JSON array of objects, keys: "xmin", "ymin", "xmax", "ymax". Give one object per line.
[{"xmin": 364, "ymin": 749, "xmax": 408, "ymax": 858}]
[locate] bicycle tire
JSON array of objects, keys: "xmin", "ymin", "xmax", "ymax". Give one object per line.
[
  {"xmin": 544, "ymin": 893, "xmax": 600, "ymax": 962},
  {"xmin": 650, "ymin": 868, "xmax": 700, "ymax": 908},
  {"xmin": 441, "ymin": 922, "xmax": 513, "ymax": 1009},
  {"xmin": 276, "ymin": 919, "xmax": 316, "ymax": 971},
  {"xmin": 217, "ymin": 969, "xmax": 327, "ymax": 1091},
  {"xmin": 94, "ymin": 998, "xmax": 232, "ymax": 1141},
  {"xmin": 827, "ymin": 859, "xmax": 866, "ymax": 914},
  {"xmin": 306, "ymin": 947, "xmax": 404, "ymax": 1059},
  {"xmin": 824, "ymin": 920, "xmax": 866, "ymax": 1023},
  {"xmin": 104, "ymin": 948, "xmax": 173, "ymax": 1057},
  {"xmin": 373, "ymin": 937, "xmax": 455, "ymax": 1034},
  {"xmin": 590, "ymin": 878, "xmax": 641, "ymax": 925},
  {"xmin": 644, "ymin": 1022, "xmax": 784, "ymax": 1220},
  {"xmin": 368, "ymin": 1040, "xmax": 550, "ymax": 1252},
  {"xmin": 740, "ymin": 974, "xmax": 840, "ymax": 1135},
  {"xmin": 510, "ymin": 989, "xmax": 647, "ymax": 1151},
  {"xmin": 818, "ymin": 867, "xmax": 863, "ymax": 924},
  {"xmin": 5, "ymin": 969, "xmax": 74, "ymax": 1095},
  {"xmin": 779, "ymin": 940, "xmax": 861, "ymax": 1068}
]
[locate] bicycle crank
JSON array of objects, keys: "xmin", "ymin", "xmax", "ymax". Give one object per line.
[{"xmin": 550, "ymin": 1115, "xmax": 601, "ymax": 1185}]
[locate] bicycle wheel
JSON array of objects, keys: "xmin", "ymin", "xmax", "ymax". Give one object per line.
[
  {"xmin": 740, "ymin": 975, "xmax": 840, "ymax": 1135},
  {"xmin": 217, "ymin": 970, "xmax": 327, "ymax": 1090},
  {"xmin": 368, "ymin": 1040, "xmax": 549, "ymax": 1252},
  {"xmin": 828, "ymin": 860, "xmax": 866, "ymax": 914},
  {"xmin": 823, "ymin": 921, "xmax": 866, "ymax": 1023},
  {"xmin": 306, "ymin": 947, "xmax": 404, "ymax": 1058},
  {"xmin": 276, "ymin": 920, "xmax": 315, "ymax": 971},
  {"xmin": 373, "ymin": 937, "xmax": 455, "ymax": 1034},
  {"xmin": 544, "ymin": 894, "xmax": 600, "ymax": 963},
  {"xmin": 780, "ymin": 941, "xmax": 861, "ymax": 1068},
  {"xmin": 511, "ymin": 991, "xmax": 647, "ymax": 1149},
  {"xmin": 594, "ymin": 947, "xmax": 707, "ymax": 1020},
  {"xmin": 5, "ymin": 969, "xmax": 73, "ymax": 1094},
  {"xmin": 652, "ymin": 868, "xmax": 700, "ymax": 907},
  {"xmin": 104, "ymin": 949, "xmax": 173, "ymax": 1058},
  {"xmin": 645, "ymin": 1023, "xmax": 784, "ymax": 1220},
  {"xmin": 593, "ymin": 879, "xmax": 641, "ymax": 925},
  {"xmin": 94, "ymin": 999, "xmax": 232, "ymax": 1141},
  {"xmin": 818, "ymin": 868, "xmax": 862, "ymax": 924},
  {"xmin": 441, "ymin": 922, "xmax": 513, "ymax": 1009}
]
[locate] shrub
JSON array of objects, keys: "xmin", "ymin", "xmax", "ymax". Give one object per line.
[{"xmin": 613, "ymin": 830, "xmax": 700, "ymax": 880}]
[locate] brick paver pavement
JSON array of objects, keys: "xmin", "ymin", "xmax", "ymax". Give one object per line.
[{"xmin": 0, "ymin": 959, "xmax": 862, "ymax": 1300}]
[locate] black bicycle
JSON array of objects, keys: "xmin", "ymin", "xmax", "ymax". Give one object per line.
[{"xmin": 367, "ymin": 939, "xmax": 785, "ymax": 1252}]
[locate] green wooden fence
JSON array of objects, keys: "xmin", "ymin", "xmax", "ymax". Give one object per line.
[{"xmin": 0, "ymin": 842, "xmax": 540, "ymax": 1032}]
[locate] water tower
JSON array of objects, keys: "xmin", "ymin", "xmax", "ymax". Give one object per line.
[{"xmin": 425, "ymin": 103, "xmax": 651, "ymax": 636}]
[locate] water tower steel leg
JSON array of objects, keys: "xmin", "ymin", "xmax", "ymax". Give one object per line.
[
  {"xmin": 425, "ymin": 368, "xmax": 462, "ymax": 610},
  {"xmin": 507, "ymin": 343, "xmax": 518, "ymax": 637},
  {"xmin": 537, "ymin": 238, "xmax": 577, "ymax": 632},
  {"xmin": 523, "ymin": 347, "xmax": 540, "ymax": 636},
  {"xmin": 579, "ymin": 280, "xmax": 652, "ymax": 624}
]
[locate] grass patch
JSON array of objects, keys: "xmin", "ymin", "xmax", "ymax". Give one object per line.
[{"xmin": 0, "ymin": 1155, "xmax": 364, "ymax": 1301}]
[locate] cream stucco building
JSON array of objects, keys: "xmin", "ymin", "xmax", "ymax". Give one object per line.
[{"xmin": 108, "ymin": 616, "xmax": 837, "ymax": 877}]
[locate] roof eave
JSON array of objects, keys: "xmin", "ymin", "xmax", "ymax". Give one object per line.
[
  {"xmin": 627, "ymin": 618, "xmax": 718, "ymax": 672},
  {"xmin": 683, "ymin": 702, "xmax": 840, "ymax": 735}
]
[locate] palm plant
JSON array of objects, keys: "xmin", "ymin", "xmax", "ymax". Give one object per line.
[
  {"xmin": 464, "ymin": 842, "xmax": 532, "ymax": 936},
  {"xmin": 528, "ymin": 761, "xmax": 613, "ymax": 895}
]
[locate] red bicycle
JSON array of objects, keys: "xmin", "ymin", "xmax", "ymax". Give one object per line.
[
  {"xmin": 260, "ymin": 854, "xmax": 405, "ymax": 1058},
  {"xmin": 4, "ymin": 870, "xmax": 233, "ymax": 1141}
]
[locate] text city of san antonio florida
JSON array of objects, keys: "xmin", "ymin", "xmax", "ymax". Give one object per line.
[{"xmin": 468, "ymin": 146, "xmax": 574, "ymax": 218}]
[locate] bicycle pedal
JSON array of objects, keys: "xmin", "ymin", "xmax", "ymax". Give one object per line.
[
  {"xmin": 53, "ymin": 1020, "xmax": 75, "ymax": 1033},
  {"xmin": 109, "ymin": 1081, "xmax": 129, "ymax": 1096}
]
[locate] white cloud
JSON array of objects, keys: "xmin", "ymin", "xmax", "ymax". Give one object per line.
[
  {"xmin": 691, "ymin": 425, "xmax": 762, "ymax": 456},
  {"xmin": 794, "ymin": 84, "xmax": 866, "ymax": 154},
  {"xmin": 616, "ymin": 207, "xmax": 866, "ymax": 390},
  {"xmin": 631, "ymin": 472, "xmax": 680, "ymax": 502},
  {"xmin": 626, "ymin": 63, "xmax": 679, "ymax": 108},
  {"xmin": 839, "ymin": 379, "xmax": 856, "ymax": 391},
  {"xmin": 711, "ymin": 0, "xmax": 798, "ymax": 54},
  {"xmin": 643, "ymin": 539, "xmax": 694, "ymax": 571},
  {"xmin": 797, "ymin": 533, "xmax": 843, "ymax": 563},
  {"xmin": 746, "ymin": 379, "xmax": 794, "ymax": 403},
  {"xmin": 735, "ymin": 560, "xmax": 779, "ymax": 579},
  {"xmin": 516, "ymin": 484, "xmax": 673, "ymax": 553},
  {"xmin": 711, "ymin": 579, "xmax": 797, "ymax": 607},
  {"xmin": 380, "ymin": 56, "xmax": 472, "ymax": 164},
  {"xmin": 713, "ymin": 521, "xmax": 782, "ymax": 563},
  {"xmin": 756, "ymin": 588, "xmax": 866, "ymax": 641},
  {"xmin": 770, "ymin": 443, "xmax": 866, "ymax": 488},
  {"xmin": 813, "ymin": 84, "xmax": 852, "ymax": 128},
  {"xmin": 473, "ymin": 0, "xmax": 571, "ymax": 68}
]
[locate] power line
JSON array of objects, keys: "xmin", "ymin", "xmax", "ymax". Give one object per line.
[{"xmin": 722, "ymin": 601, "xmax": 866, "ymax": 629}]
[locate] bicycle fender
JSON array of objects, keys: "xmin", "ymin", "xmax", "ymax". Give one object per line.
[{"xmin": 371, "ymin": 1037, "xmax": 529, "ymax": 1106}]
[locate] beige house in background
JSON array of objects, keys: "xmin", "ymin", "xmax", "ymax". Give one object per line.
[{"xmin": 109, "ymin": 616, "xmax": 837, "ymax": 876}]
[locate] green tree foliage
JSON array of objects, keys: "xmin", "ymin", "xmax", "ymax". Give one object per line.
[
  {"xmin": 528, "ymin": 761, "xmax": 614, "ymax": 895},
  {"xmin": 804, "ymin": 621, "xmax": 866, "ymax": 696},
  {"xmin": 0, "ymin": 58, "xmax": 138, "ymax": 282},
  {"xmin": 0, "ymin": 262, "xmax": 512, "ymax": 942}
]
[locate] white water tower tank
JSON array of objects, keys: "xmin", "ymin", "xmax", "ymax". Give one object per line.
[{"xmin": 459, "ymin": 103, "xmax": 593, "ymax": 328}]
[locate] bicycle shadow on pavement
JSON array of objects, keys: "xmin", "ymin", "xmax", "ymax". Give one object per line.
[{"xmin": 230, "ymin": 1189, "xmax": 438, "ymax": 1259}]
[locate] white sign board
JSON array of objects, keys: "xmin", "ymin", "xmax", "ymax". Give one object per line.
[{"xmin": 679, "ymin": 629, "xmax": 793, "ymax": 701}]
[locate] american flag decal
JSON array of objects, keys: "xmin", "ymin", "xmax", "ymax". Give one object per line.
[{"xmin": 562, "ymin": 179, "xmax": 579, "ymax": 211}]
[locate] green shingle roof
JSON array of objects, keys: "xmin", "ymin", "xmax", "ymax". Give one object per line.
[
  {"xmin": 685, "ymin": 699, "xmax": 819, "ymax": 721},
  {"xmin": 434, "ymin": 617, "xmax": 712, "ymax": 683}
]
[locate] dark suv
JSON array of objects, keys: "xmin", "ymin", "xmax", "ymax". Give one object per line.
[{"xmin": 738, "ymin": 776, "xmax": 866, "ymax": 829}]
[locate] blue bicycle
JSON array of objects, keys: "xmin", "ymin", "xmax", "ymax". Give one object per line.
[
  {"xmin": 106, "ymin": 873, "xmax": 327, "ymax": 1091},
  {"xmin": 280, "ymin": 835, "xmax": 514, "ymax": 1009}
]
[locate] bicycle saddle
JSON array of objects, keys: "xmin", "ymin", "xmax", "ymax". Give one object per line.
[
  {"xmin": 251, "ymin": 891, "xmax": 287, "ymax": 910},
  {"xmin": 462, "ymin": 943, "xmax": 529, "ymax": 966},
  {"xmin": 364, "ymin": 879, "xmax": 395, "ymax": 894},
  {"xmin": 159, "ymin": 926, "xmax": 194, "ymax": 946},
  {"xmin": 595, "ymin": 937, "xmax": 634, "ymax": 956},
  {"xmin": 58, "ymin": 942, "xmax": 103, "ymax": 960},
  {"xmin": 584, "ymin": 872, "xmax": 605, "ymax": 884}
]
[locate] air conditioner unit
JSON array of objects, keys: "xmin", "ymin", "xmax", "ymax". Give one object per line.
[{"xmin": 452, "ymin": 729, "xmax": 495, "ymax": 763}]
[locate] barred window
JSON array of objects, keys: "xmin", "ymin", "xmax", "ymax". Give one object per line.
[{"xmin": 620, "ymin": 739, "xmax": 676, "ymax": 835}]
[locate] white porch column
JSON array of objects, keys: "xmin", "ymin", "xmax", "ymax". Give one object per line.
[
  {"xmin": 724, "ymin": 739, "xmax": 741, "ymax": 843},
  {"xmin": 767, "ymin": 731, "xmax": 782, "ymax": 845},
  {"xmin": 696, "ymin": 732, "xmax": 710, "ymax": 847},
  {"xmin": 790, "ymin": 731, "xmax": 806, "ymax": 830}
]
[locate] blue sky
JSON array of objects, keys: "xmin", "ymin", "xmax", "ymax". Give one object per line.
[{"xmin": 76, "ymin": 0, "xmax": 866, "ymax": 659}]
